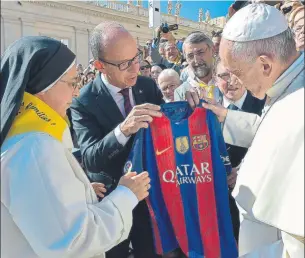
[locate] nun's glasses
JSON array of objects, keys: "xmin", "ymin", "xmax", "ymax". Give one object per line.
[{"xmin": 59, "ymin": 79, "xmax": 79, "ymax": 91}]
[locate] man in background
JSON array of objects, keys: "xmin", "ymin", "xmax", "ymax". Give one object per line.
[
  {"xmin": 174, "ymin": 32, "xmax": 220, "ymax": 102},
  {"xmin": 158, "ymin": 69, "xmax": 181, "ymax": 102}
]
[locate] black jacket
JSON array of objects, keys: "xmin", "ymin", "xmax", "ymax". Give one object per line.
[{"xmin": 70, "ymin": 74, "xmax": 164, "ymax": 191}]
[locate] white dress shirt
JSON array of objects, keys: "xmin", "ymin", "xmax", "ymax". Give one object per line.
[
  {"xmin": 101, "ymin": 74, "xmax": 135, "ymax": 146},
  {"xmin": 222, "ymin": 90, "xmax": 248, "ymax": 109}
]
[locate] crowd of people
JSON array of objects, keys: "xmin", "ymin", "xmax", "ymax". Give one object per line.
[{"xmin": 1, "ymin": 1, "xmax": 304, "ymax": 258}]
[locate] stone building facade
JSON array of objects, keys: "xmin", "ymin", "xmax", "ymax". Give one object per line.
[{"xmin": 1, "ymin": 0, "xmax": 224, "ymax": 66}]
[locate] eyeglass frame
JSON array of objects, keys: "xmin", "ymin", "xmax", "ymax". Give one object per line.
[
  {"xmin": 59, "ymin": 79, "xmax": 80, "ymax": 91},
  {"xmin": 98, "ymin": 49, "xmax": 143, "ymax": 71},
  {"xmin": 216, "ymin": 72, "xmax": 233, "ymax": 84},
  {"xmin": 160, "ymin": 83, "xmax": 179, "ymax": 93},
  {"xmin": 185, "ymin": 45, "xmax": 211, "ymax": 62}
]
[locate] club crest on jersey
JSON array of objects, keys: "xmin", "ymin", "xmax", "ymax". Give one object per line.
[
  {"xmin": 192, "ymin": 135, "xmax": 209, "ymax": 151},
  {"xmin": 124, "ymin": 161, "xmax": 133, "ymax": 174},
  {"xmin": 175, "ymin": 136, "xmax": 189, "ymax": 154}
]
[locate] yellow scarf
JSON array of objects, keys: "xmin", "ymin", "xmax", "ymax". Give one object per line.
[
  {"xmin": 198, "ymin": 82, "xmax": 216, "ymax": 99},
  {"xmin": 173, "ymin": 53, "xmax": 182, "ymax": 65},
  {"xmin": 6, "ymin": 92, "xmax": 68, "ymax": 142}
]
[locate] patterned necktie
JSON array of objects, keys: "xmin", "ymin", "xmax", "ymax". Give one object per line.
[
  {"xmin": 228, "ymin": 103, "xmax": 239, "ymax": 111},
  {"xmin": 119, "ymin": 88, "xmax": 132, "ymax": 117}
]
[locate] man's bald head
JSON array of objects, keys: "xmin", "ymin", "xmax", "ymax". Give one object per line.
[{"xmin": 90, "ymin": 21, "xmax": 130, "ymax": 59}]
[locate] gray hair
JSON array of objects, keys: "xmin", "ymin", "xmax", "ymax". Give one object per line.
[
  {"xmin": 230, "ymin": 28, "xmax": 296, "ymax": 64},
  {"xmin": 90, "ymin": 21, "xmax": 128, "ymax": 60},
  {"xmin": 183, "ymin": 32, "xmax": 213, "ymax": 54},
  {"xmin": 164, "ymin": 41, "xmax": 177, "ymax": 50},
  {"xmin": 158, "ymin": 69, "xmax": 180, "ymax": 84}
]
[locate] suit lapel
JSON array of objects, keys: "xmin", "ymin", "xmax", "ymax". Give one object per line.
[
  {"xmin": 132, "ymin": 83, "xmax": 146, "ymax": 105},
  {"xmin": 95, "ymin": 75, "xmax": 124, "ymax": 127}
]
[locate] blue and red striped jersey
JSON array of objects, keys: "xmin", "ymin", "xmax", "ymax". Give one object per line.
[{"xmin": 124, "ymin": 101, "xmax": 238, "ymax": 258}]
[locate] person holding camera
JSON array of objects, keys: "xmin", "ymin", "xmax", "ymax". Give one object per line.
[{"xmin": 150, "ymin": 24, "xmax": 184, "ymax": 74}]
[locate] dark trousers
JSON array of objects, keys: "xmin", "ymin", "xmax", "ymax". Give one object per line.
[
  {"xmin": 106, "ymin": 201, "xmax": 161, "ymax": 258},
  {"xmin": 228, "ymin": 191, "xmax": 240, "ymax": 242}
]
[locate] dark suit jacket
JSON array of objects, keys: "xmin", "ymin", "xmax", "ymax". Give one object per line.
[
  {"xmin": 70, "ymin": 74, "xmax": 164, "ymax": 190},
  {"xmin": 225, "ymin": 91, "xmax": 265, "ymax": 167}
]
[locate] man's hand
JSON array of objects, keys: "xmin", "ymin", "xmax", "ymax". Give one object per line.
[
  {"xmin": 119, "ymin": 172, "xmax": 151, "ymax": 201},
  {"xmin": 161, "ymin": 31, "xmax": 176, "ymax": 42},
  {"xmin": 185, "ymin": 90, "xmax": 228, "ymax": 123},
  {"xmin": 185, "ymin": 90, "xmax": 200, "ymax": 109},
  {"xmin": 154, "ymin": 26, "xmax": 175, "ymax": 42},
  {"xmin": 227, "ymin": 167, "xmax": 238, "ymax": 189},
  {"xmin": 120, "ymin": 103, "xmax": 162, "ymax": 137},
  {"xmin": 91, "ymin": 182, "xmax": 107, "ymax": 198}
]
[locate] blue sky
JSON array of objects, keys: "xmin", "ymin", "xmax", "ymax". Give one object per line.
[{"xmin": 139, "ymin": 1, "xmax": 233, "ymax": 21}]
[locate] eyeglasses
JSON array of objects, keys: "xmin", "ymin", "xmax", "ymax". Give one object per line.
[
  {"xmin": 140, "ymin": 65, "xmax": 151, "ymax": 70},
  {"xmin": 60, "ymin": 79, "xmax": 79, "ymax": 91},
  {"xmin": 217, "ymin": 72, "xmax": 232, "ymax": 83},
  {"xmin": 186, "ymin": 47, "xmax": 209, "ymax": 61},
  {"xmin": 99, "ymin": 49, "xmax": 143, "ymax": 71},
  {"xmin": 161, "ymin": 84, "xmax": 178, "ymax": 92}
]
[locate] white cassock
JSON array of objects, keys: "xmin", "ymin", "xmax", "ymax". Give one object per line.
[
  {"xmin": 1, "ymin": 129, "xmax": 137, "ymax": 258},
  {"xmin": 230, "ymin": 53, "xmax": 304, "ymax": 257}
]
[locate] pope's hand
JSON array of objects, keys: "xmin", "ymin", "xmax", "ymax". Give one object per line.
[
  {"xmin": 202, "ymin": 99, "xmax": 228, "ymax": 123},
  {"xmin": 118, "ymin": 171, "xmax": 151, "ymax": 201},
  {"xmin": 91, "ymin": 182, "xmax": 107, "ymax": 198}
]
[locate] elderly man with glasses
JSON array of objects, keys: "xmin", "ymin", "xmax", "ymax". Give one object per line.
[{"xmin": 70, "ymin": 21, "xmax": 164, "ymax": 258}]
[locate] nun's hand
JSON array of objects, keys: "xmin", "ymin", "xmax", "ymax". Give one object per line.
[
  {"xmin": 119, "ymin": 171, "xmax": 151, "ymax": 201},
  {"xmin": 91, "ymin": 182, "xmax": 107, "ymax": 198}
]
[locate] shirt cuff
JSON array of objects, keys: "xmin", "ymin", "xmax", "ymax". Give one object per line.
[
  {"xmin": 108, "ymin": 185, "xmax": 139, "ymax": 211},
  {"xmin": 114, "ymin": 124, "xmax": 130, "ymax": 146}
]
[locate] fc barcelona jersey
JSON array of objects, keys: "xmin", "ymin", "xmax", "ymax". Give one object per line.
[{"xmin": 124, "ymin": 101, "xmax": 238, "ymax": 258}]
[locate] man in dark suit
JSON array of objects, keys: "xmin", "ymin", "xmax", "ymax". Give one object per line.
[
  {"xmin": 70, "ymin": 21, "xmax": 164, "ymax": 258},
  {"xmin": 214, "ymin": 59, "xmax": 265, "ymax": 241}
]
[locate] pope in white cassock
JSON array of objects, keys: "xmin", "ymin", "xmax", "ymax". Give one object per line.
[
  {"xmin": 199, "ymin": 3, "xmax": 304, "ymax": 258},
  {"xmin": 0, "ymin": 36, "xmax": 151, "ymax": 258}
]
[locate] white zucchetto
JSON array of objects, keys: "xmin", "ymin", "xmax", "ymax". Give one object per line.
[{"xmin": 223, "ymin": 4, "xmax": 289, "ymax": 42}]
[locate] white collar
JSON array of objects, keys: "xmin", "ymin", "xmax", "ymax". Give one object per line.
[
  {"xmin": 223, "ymin": 90, "xmax": 248, "ymax": 109},
  {"xmin": 267, "ymin": 52, "xmax": 304, "ymax": 100},
  {"xmin": 101, "ymin": 74, "xmax": 122, "ymax": 95}
]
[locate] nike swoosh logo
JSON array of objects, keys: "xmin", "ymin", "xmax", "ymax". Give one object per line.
[{"xmin": 156, "ymin": 146, "xmax": 171, "ymax": 156}]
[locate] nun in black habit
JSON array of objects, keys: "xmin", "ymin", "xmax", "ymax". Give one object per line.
[{"xmin": 1, "ymin": 36, "xmax": 150, "ymax": 258}]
